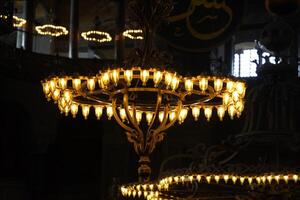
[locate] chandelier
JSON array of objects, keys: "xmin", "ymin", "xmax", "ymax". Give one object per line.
[
  {"xmin": 35, "ymin": 24, "xmax": 68, "ymax": 37},
  {"xmin": 0, "ymin": 15, "xmax": 26, "ymax": 27},
  {"xmin": 123, "ymin": 29, "xmax": 143, "ymax": 40},
  {"xmin": 81, "ymin": 30, "xmax": 112, "ymax": 43}
]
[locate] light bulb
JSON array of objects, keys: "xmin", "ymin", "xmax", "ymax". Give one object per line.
[
  {"xmin": 232, "ymin": 91, "xmax": 240, "ymax": 102},
  {"xmin": 70, "ymin": 103, "xmax": 78, "ymax": 118},
  {"xmin": 248, "ymin": 177, "xmax": 253, "ymax": 185},
  {"xmin": 102, "ymin": 72, "xmax": 110, "ymax": 86},
  {"xmin": 64, "ymin": 106, "xmax": 70, "ymax": 116},
  {"xmin": 267, "ymin": 175, "xmax": 273, "ymax": 184},
  {"xmin": 135, "ymin": 111, "xmax": 142, "ymax": 124},
  {"xmin": 240, "ymin": 177, "xmax": 245, "ymax": 185},
  {"xmin": 228, "ymin": 105, "xmax": 236, "ymax": 119},
  {"xmin": 235, "ymin": 101, "xmax": 244, "ymax": 113},
  {"xmin": 204, "ymin": 107, "xmax": 212, "ymax": 121},
  {"xmin": 223, "ymin": 175, "xmax": 229, "ymax": 183},
  {"xmin": 164, "ymin": 72, "xmax": 173, "ymax": 87},
  {"xmin": 59, "ymin": 78, "xmax": 67, "ymax": 89},
  {"xmin": 178, "ymin": 108, "xmax": 188, "ymax": 124},
  {"xmin": 192, "ymin": 107, "xmax": 200, "ymax": 121},
  {"xmin": 217, "ymin": 106, "xmax": 225, "ymax": 121},
  {"xmin": 232, "ymin": 176, "xmax": 237, "ymax": 184},
  {"xmin": 206, "ymin": 176, "xmax": 211, "ymax": 184},
  {"xmin": 159, "ymin": 111, "xmax": 164, "ymax": 123},
  {"xmin": 169, "ymin": 111, "xmax": 176, "ymax": 121},
  {"xmin": 197, "ymin": 175, "xmax": 201, "ymax": 182},
  {"xmin": 132, "ymin": 190, "xmax": 136, "ymax": 198},
  {"xmin": 94, "ymin": 106, "xmax": 103, "ymax": 120},
  {"xmin": 256, "ymin": 177, "xmax": 261, "ymax": 184},
  {"xmin": 146, "ymin": 112, "xmax": 153, "ymax": 125},
  {"xmin": 140, "ymin": 69, "xmax": 149, "ymax": 85},
  {"xmin": 82, "ymin": 105, "xmax": 90, "ymax": 120},
  {"xmin": 171, "ymin": 76, "xmax": 179, "ymax": 91},
  {"xmin": 199, "ymin": 78, "xmax": 208, "ymax": 91},
  {"xmin": 185, "ymin": 79, "xmax": 193, "ymax": 93},
  {"xmin": 261, "ymin": 176, "xmax": 266, "ymax": 184},
  {"xmin": 59, "ymin": 97, "xmax": 67, "ymax": 108},
  {"xmin": 226, "ymin": 81, "xmax": 235, "ymax": 92},
  {"xmin": 153, "ymin": 70, "xmax": 163, "ymax": 87},
  {"xmin": 275, "ymin": 175, "xmax": 280, "ymax": 183},
  {"xmin": 111, "ymin": 69, "xmax": 119, "ymax": 86},
  {"xmin": 214, "ymin": 79, "xmax": 223, "ymax": 92},
  {"xmin": 72, "ymin": 78, "xmax": 81, "ymax": 90},
  {"xmin": 124, "ymin": 69, "xmax": 133, "ymax": 86},
  {"xmin": 174, "ymin": 176, "xmax": 179, "ymax": 183},
  {"xmin": 214, "ymin": 175, "xmax": 220, "ymax": 183},
  {"xmin": 49, "ymin": 80, "xmax": 56, "ymax": 92},
  {"xmin": 223, "ymin": 93, "xmax": 231, "ymax": 105},
  {"xmin": 283, "ymin": 175, "xmax": 289, "ymax": 184},
  {"xmin": 189, "ymin": 176, "xmax": 193, "ymax": 182},
  {"xmin": 293, "ymin": 174, "xmax": 298, "ymax": 183},
  {"xmin": 236, "ymin": 82, "xmax": 246, "ymax": 96},
  {"xmin": 106, "ymin": 106, "xmax": 113, "ymax": 120},
  {"xmin": 42, "ymin": 82, "xmax": 50, "ymax": 95},
  {"xmin": 52, "ymin": 89, "xmax": 60, "ymax": 101},
  {"xmin": 63, "ymin": 90, "xmax": 72, "ymax": 104},
  {"xmin": 119, "ymin": 108, "xmax": 126, "ymax": 122},
  {"xmin": 87, "ymin": 78, "xmax": 96, "ymax": 91}
]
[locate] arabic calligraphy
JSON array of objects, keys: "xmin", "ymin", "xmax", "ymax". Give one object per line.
[{"xmin": 168, "ymin": 0, "xmax": 233, "ymax": 40}]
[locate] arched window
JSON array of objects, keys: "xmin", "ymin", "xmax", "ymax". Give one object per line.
[{"xmin": 232, "ymin": 43, "xmax": 278, "ymax": 77}]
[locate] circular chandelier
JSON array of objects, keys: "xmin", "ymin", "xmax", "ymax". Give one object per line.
[
  {"xmin": 81, "ymin": 30, "xmax": 112, "ymax": 43},
  {"xmin": 0, "ymin": 15, "xmax": 26, "ymax": 27},
  {"xmin": 123, "ymin": 29, "xmax": 143, "ymax": 40},
  {"xmin": 42, "ymin": 66, "xmax": 246, "ymax": 179},
  {"xmin": 35, "ymin": 24, "xmax": 68, "ymax": 37}
]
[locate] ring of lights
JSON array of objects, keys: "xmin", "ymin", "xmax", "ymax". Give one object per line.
[
  {"xmin": 35, "ymin": 24, "xmax": 68, "ymax": 37},
  {"xmin": 0, "ymin": 15, "xmax": 26, "ymax": 27},
  {"xmin": 81, "ymin": 30, "xmax": 112, "ymax": 43},
  {"xmin": 123, "ymin": 29, "xmax": 143, "ymax": 40},
  {"xmin": 120, "ymin": 173, "xmax": 300, "ymax": 200},
  {"xmin": 42, "ymin": 67, "xmax": 246, "ymax": 180}
]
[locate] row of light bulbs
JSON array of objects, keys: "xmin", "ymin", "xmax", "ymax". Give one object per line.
[
  {"xmin": 0, "ymin": 15, "xmax": 26, "ymax": 27},
  {"xmin": 120, "ymin": 174, "xmax": 299, "ymax": 199},
  {"xmin": 35, "ymin": 24, "xmax": 69, "ymax": 37}
]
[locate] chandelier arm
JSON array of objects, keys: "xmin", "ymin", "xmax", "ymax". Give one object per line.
[
  {"xmin": 147, "ymin": 92, "xmax": 162, "ymax": 133},
  {"xmin": 123, "ymin": 92, "xmax": 144, "ymax": 137},
  {"xmin": 112, "ymin": 98, "xmax": 135, "ymax": 134}
]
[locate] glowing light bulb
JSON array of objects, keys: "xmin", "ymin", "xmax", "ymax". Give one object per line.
[
  {"xmin": 199, "ymin": 78, "xmax": 208, "ymax": 91},
  {"xmin": 248, "ymin": 177, "xmax": 253, "ymax": 185},
  {"xmin": 185, "ymin": 79, "xmax": 193, "ymax": 93},
  {"xmin": 164, "ymin": 72, "xmax": 173, "ymax": 87},
  {"xmin": 94, "ymin": 106, "xmax": 103, "ymax": 120},
  {"xmin": 153, "ymin": 70, "xmax": 163, "ymax": 87},
  {"xmin": 223, "ymin": 175, "xmax": 229, "ymax": 183},
  {"xmin": 146, "ymin": 112, "xmax": 153, "ymax": 125},
  {"xmin": 214, "ymin": 79, "xmax": 223, "ymax": 92},
  {"xmin": 63, "ymin": 90, "xmax": 72, "ymax": 104},
  {"xmin": 138, "ymin": 191, "xmax": 142, "ymax": 197},
  {"xmin": 43, "ymin": 82, "xmax": 50, "ymax": 94},
  {"xmin": 159, "ymin": 111, "xmax": 165, "ymax": 123},
  {"xmin": 192, "ymin": 107, "xmax": 200, "ymax": 121},
  {"xmin": 82, "ymin": 105, "xmax": 90, "ymax": 120},
  {"xmin": 52, "ymin": 89, "xmax": 60, "ymax": 101},
  {"xmin": 267, "ymin": 175, "xmax": 273, "ymax": 184},
  {"xmin": 226, "ymin": 81, "xmax": 235, "ymax": 92},
  {"xmin": 214, "ymin": 175, "xmax": 220, "ymax": 183},
  {"xmin": 111, "ymin": 69, "xmax": 119, "ymax": 86},
  {"xmin": 256, "ymin": 177, "xmax": 261, "ymax": 184},
  {"xmin": 174, "ymin": 176, "xmax": 179, "ymax": 183},
  {"xmin": 140, "ymin": 70, "xmax": 149, "ymax": 85},
  {"xmin": 197, "ymin": 175, "xmax": 202, "ymax": 182},
  {"xmin": 49, "ymin": 80, "xmax": 56, "ymax": 92},
  {"xmin": 189, "ymin": 175, "xmax": 193, "ymax": 182},
  {"xmin": 132, "ymin": 190, "xmax": 136, "ymax": 197},
  {"xmin": 228, "ymin": 105, "xmax": 236, "ymax": 119},
  {"xmin": 180, "ymin": 176, "xmax": 185, "ymax": 182},
  {"xmin": 240, "ymin": 177, "xmax": 245, "ymax": 185},
  {"xmin": 102, "ymin": 72, "xmax": 110, "ymax": 86},
  {"xmin": 70, "ymin": 103, "xmax": 78, "ymax": 118},
  {"xmin": 59, "ymin": 97, "xmax": 67, "ymax": 109},
  {"xmin": 169, "ymin": 111, "xmax": 176, "ymax": 121},
  {"xmin": 135, "ymin": 111, "xmax": 143, "ymax": 124},
  {"xmin": 232, "ymin": 176, "xmax": 237, "ymax": 184},
  {"xmin": 58, "ymin": 78, "xmax": 67, "ymax": 89},
  {"xmin": 124, "ymin": 69, "xmax": 133, "ymax": 86},
  {"xmin": 204, "ymin": 107, "xmax": 212, "ymax": 121},
  {"xmin": 206, "ymin": 176, "xmax": 211, "ymax": 184},
  {"xmin": 72, "ymin": 78, "xmax": 81, "ymax": 90},
  {"xmin": 171, "ymin": 76, "xmax": 179, "ymax": 91},
  {"xmin": 119, "ymin": 108, "xmax": 127, "ymax": 122},
  {"xmin": 275, "ymin": 175, "xmax": 280, "ymax": 183},
  {"xmin": 232, "ymin": 91, "xmax": 240, "ymax": 102},
  {"xmin": 293, "ymin": 174, "xmax": 298, "ymax": 183},
  {"xmin": 261, "ymin": 176, "xmax": 266, "ymax": 184},
  {"xmin": 178, "ymin": 108, "xmax": 188, "ymax": 124},
  {"xmin": 223, "ymin": 93, "xmax": 231, "ymax": 105},
  {"xmin": 217, "ymin": 106, "xmax": 225, "ymax": 121},
  {"xmin": 87, "ymin": 78, "xmax": 96, "ymax": 91},
  {"xmin": 106, "ymin": 106, "xmax": 113, "ymax": 120},
  {"xmin": 236, "ymin": 82, "xmax": 246, "ymax": 96},
  {"xmin": 235, "ymin": 101, "xmax": 244, "ymax": 113},
  {"xmin": 283, "ymin": 175, "xmax": 289, "ymax": 184}
]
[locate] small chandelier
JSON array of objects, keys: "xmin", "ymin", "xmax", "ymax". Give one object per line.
[
  {"xmin": 81, "ymin": 30, "xmax": 112, "ymax": 43},
  {"xmin": 0, "ymin": 15, "xmax": 26, "ymax": 27},
  {"xmin": 123, "ymin": 29, "xmax": 143, "ymax": 40},
  {"xmin": 35, "ymin": 24, "xmax": 68, "ymax": 37}
]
